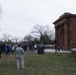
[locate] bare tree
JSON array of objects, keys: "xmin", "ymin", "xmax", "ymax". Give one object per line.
[
  {"xmin": 24, "ymin": 35, "xmax": 33, "ymax": 42},
  {"xmin": 2, "ymin": 33, "xmax": 12, "ymax": 43},
  {"xmin": 12, "ymin": 36, "xmax": 19, "ymax": 43},
  {"xmin": 31, "ymin": 24, "xmax": 55, "ymax": 44},
  {"xmin": 31, "ymin": 25, "xmax": 45, "ymax": 37}
]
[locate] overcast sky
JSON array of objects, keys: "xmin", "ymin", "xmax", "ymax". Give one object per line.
[{"xmin": 0, "ymin": 0, "xmax": 76, "ymax": 39}]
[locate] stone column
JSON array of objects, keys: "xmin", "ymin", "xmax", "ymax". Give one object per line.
[
  {"xmin": 55, "ymin": 27, "xmax": 58, "ymax": 43},
  {"xmin": 63, "ymin": 23, "xmax": 69, "ymax": 50}
]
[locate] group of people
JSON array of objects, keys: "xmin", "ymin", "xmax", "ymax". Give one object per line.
[
  {"xmin": 0, "ymin": 44, "xmax": 17, "ymax": 58},
  {"xmin": 0, "ymin": 41, "xmax": 60, "ymax": 70},
  {"xmin": 4, "ymin": 44, "xmax": 17, "ymax": 55},
  {"xmin": 8, "ymin": 43, "xmax": 59, "ymax": 70},
  {"xmin": 0, "ymin": 43, "xmax": 45, "ymax": 70},
  {"xmin": 12, "ymin": 42, "xmax": 60, "ymax": 70}
]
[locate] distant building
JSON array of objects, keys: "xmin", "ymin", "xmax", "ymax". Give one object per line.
[{"xmin": 53, "ymin": 12, "xmax": 76, "ymax": 50}]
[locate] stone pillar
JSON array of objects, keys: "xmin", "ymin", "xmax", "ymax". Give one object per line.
[
  {"xmin": 55, "ymin": 27, "xmax": 58, "ymax": 43},
  {"xmin": 63, "ymin": 23, "xmax": 69, "ymax": 50}
]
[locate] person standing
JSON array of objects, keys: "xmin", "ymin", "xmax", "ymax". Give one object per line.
[
  {"xmin": 54, "ymin": 43, "xmax": 60, "ymax": 55},
  {"xmin": 54, "ymin": 43, "xmax": 58, "ymax": 55},
  {"xmin": 34, "ymin": 44, "xmax": 38, "ymax": 52},
  {"xmin": 12, "ymin": 44, "xmax": 15, "ymax": 53},
  {"xmin": 15, "ymin": 44, "xmax": 25, "ymax": 70}
]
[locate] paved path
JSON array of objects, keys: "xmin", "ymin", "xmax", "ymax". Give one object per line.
[{"xmin": 45, "ymin": 49, "xmax": 71, "ymax": 53}]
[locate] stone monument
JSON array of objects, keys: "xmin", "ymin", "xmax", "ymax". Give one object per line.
[{"xmin": 53, "ymin": 12, "xmax": 76, "ymax": 50}]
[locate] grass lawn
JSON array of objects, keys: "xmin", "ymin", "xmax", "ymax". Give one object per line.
[{"xmin": 0, "ymin": 52, "xmax": 76, "ymax": 75}]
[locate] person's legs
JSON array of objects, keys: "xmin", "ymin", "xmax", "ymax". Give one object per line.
[
  {"xmin": 21, "ymin": 58, "xmax": 25, "ymax": 69},
  {"xmin": 16, "ymin": 58, "xmax": 20, "ymax": 69},
  {"xmin": 55, "ymin": 48, "xmax": 58, "ymax": 55},
  {"xmin": 55, "ymin": 48, "xmax": 57, "ymax": 53}
]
